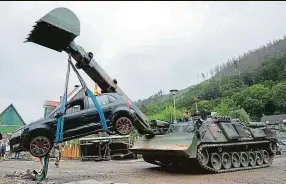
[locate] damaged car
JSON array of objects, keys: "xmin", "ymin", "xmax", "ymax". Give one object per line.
[{"xmin": 9, "ymin": 92, "xmax": 136, "ymax": 157}]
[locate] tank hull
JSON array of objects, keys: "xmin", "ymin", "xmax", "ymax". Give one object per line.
[
  {"xmin": 132, "ymin": 139, "xmax": 276, "ymax": 173},
  {"xmin": 130, "ymin": 118, "xmax": 278, "ymax": 174}
]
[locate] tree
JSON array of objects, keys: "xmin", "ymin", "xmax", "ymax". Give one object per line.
[
  {"xmin": 241, "ymin": 97, "xmax": 263, "ymax": 121},
  {"xmin": 241, "ymin": 72, "xmax": 255, "ymax": 86},
  {"xmin": 210, "ymin": 69, "xmax": 214, "ymax": 77},
  {"xmin": 200, "ymin": 80, "xmax": 221, "ymax": 100},
  {"xmin": 214, "ymin": 101, "xmax": 229, "ymax": 115},
  {"xmin": 214, "ymin": 98, "xmax": 238, "ymax": 115},
  {"xmin": 271, "ymin": 82, "xmax": 286, "ymax": 113},
  {"xmin": 202, "ymin": 73, "xmax": 206, "ymax": 80},
  {"xmin": 229, "ymin": 108, "xmax": 250, "ymax": 124},
  {"xmin": 148, "ymin": 106, "xmax": 184, "ymax": 122},
  {"xmin": 140, "ymin": 104, "xmax": 148, "ymax": 114},
  {"xmin": 197, "ymin": 100, "xmax": 216, "ymax": 112}
]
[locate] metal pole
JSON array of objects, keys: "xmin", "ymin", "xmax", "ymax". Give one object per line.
[
  {"xmin": 173, "ymin": 95, "xmax": 176, "ymax": 121},
  {"xmin": 170, "ymin": 89, "xmax": 178, "ymax": 122},
  {"xmin": 195, "ymin": 102, "xmax": 198, "ymax": 113}
]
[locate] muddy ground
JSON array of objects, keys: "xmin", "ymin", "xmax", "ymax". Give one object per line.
[{"xmin": 1, "ymin": 155, "xmax": 286, "ymax": 184}]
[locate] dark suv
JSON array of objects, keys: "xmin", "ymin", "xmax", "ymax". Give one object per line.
[{"xmin": 9, "ymin": 93, "xmax": 136, "ymax": 157}]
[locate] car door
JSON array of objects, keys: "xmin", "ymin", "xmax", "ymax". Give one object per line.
[
  {"xmin": 99, "ymin": 94, "xmax": 116, "ymax": 120},
  {"xmin": 76, "ymin": 97, "xmax": 102, "ymax": 133},
  {"xmin": 86, "ymin": 95, "xmax": 115, "ymax": 129},
  {"xmin": 62, "ymin": 99, "xmax": 90, "ymax": 139}
]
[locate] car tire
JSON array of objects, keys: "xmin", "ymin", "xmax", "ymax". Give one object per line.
[
  {"xmin": 114, "ymin": 116, "xmax": 133, "ymax": 135},
  {"xmin": 29, "ymin": 135, "xmax": 53, "ymax": 158}
]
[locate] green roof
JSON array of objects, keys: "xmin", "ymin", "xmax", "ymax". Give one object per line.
[{"xmin": 0, "ymin": 104, "xmax": 25, "ymax": 133}]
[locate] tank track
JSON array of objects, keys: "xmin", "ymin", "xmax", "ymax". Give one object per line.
[
  {"xmin": 195, "ymin": 140, "xmax": 276, "ymax": 174},
  {"xmin": 141, "ymin": 140, "xmax": 276, "ymax": 174}
]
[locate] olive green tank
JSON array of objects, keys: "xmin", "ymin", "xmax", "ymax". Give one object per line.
[{"xmin": 130, "ymin": 114, "xmax": 278, "ymax": 173}]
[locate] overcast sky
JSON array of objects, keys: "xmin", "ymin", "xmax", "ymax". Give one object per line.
[{"xmin": 1, "ymin": 1, "xmax": 286, "ymax": 123}]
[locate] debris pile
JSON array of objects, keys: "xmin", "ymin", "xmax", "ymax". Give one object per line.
[{"xmin": 4, "ymin": 169, "xmax": 55, "ymax": 184}]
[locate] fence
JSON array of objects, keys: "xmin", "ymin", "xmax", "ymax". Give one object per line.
[{"xmin": 62, "ymin": 145, "xmax": 80, "ymax": 160}]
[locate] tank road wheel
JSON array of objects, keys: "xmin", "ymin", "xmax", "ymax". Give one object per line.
[
  {"xmin": 29, "ymin": 136, "xmax": 52, "ymax": 158},
  {"xmin": 231, "ymin": 152, "xmax": 241, "ymax": 168},
  {"xmin": 240, "ymin": 152, "xmax": 249, "ymax": 167},
  {"xmin": 262, "ymin": 150, "xmax": 270, "ymax": 164},
  {"xmin": 256, "ymin": 151, "xmax": 263, "ymax": 166},
  {"xmin": 114, "ymin": 117, "xmax": 133, "ymax": 135},
  {"xmin": 221, "ymin": 152, "xmax": 232, "ymax": 169},
  {"xmin": 248, "ymin": 152, "xmax": 256, "ymax": 166},
  {"xmin": 198, "ymin": 148, "xmax": 209, "ymax": 166},
  {"xmin": 210, "ymin": 153, "xmax": 222, "ymax": 171},
  {"xmin": 269, "ymin": 143, "xmax": 277, "ymax": 155}
]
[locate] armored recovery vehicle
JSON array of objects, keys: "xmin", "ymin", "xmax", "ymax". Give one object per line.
[
  {"xmin": 131, "ymin": 113, "xmax": 278, "ymax": 173},
  {"xmin": 23, "ymin": 7, "xmax": 277, "ymax": 174}
]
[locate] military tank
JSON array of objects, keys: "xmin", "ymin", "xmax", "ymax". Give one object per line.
[{"xmin": 130, "ymin": 112, "xmax": 278, "ymax": 174}]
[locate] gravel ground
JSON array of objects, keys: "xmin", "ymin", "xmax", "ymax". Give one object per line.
[{"xmin": 1, "ymin": 155, "xmax": 286, "ymax": 184}]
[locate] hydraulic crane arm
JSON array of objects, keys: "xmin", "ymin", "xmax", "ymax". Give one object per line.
[
  {"xmin": 24, "ymin": 7, "xmax": 153, "ymax": 135},
  {"xmin": 65, "ymin": 42, "xmax": 152, "ymax": 134}
]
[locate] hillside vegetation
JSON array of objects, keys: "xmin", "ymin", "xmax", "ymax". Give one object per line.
[{"xmin": 137, "ymin": 36, "xmax": 286, "ymax": 123}]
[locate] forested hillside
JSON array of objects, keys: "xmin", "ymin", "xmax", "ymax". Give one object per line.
[{"xmin": 137, "ymin": 36, "xmax": 286, "ymax": 123}]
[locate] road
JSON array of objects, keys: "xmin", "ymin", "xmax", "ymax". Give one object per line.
[{"xmin": 1, "ymin": 155, "xmax": 286, "ymax": 184}]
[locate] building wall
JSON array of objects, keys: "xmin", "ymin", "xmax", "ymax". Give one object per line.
[
  {"xmin": 0, "ymin": 105, "xmax": 25, "ymax": 133},
  {"xmin": 44, "ymin": 106, "xmax": 57, "ymax": 117}
]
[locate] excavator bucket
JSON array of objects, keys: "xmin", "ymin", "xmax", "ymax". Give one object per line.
[{"xmin": 24, "ymin": 7, "xmax": 80, "ymax": 52}]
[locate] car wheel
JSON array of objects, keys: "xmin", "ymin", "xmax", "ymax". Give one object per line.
[
  {"xmin": 114, "ymin": 117, "xmax": 133, "ymax": 135},
  {"xmin": 29, "ymin": 135, "xmax": 52, "ymax": 158}
]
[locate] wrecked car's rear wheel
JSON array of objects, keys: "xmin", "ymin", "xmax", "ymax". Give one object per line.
[
  {"xmin": 29, "ymin": 136, "xmax": 52, "ymax": 157},
  {"xmin": 115, "ymin": 117, "xmax": 133, "ymax": 135}
]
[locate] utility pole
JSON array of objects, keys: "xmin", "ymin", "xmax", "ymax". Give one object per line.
[
  {"xmin": 194, "ymin": 97, "xmax": 199, "ymax": 113},
  {"xmin": 170, "ymin": 89, "xmax": 179, "ymax": 122}
]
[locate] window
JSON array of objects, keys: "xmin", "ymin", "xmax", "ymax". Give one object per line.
[
  {"xmin": 66, "ymin": 105, "xmax": 80, "ymax": 114},
  {"xmin": 65, "ymin": 99, "xmax": 84, "ymax": 114},
  {"xmin": 88, "ymin": 95, "xmax": 110, "ymax": 108},
  {"xmin": 73, "ymin": 105, "xmax": 80, "ymax": 112}
]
